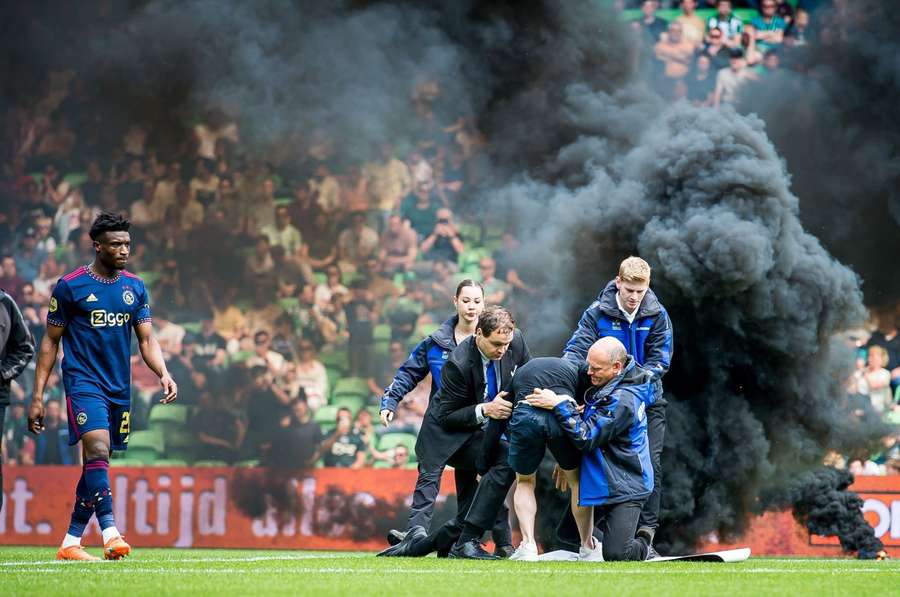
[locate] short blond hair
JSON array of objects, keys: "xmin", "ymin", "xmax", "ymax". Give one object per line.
[{"xmin": 618, "ymin": 256, "xmax": 651, "ymax": 284}]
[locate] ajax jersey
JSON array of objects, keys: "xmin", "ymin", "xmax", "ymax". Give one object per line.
[{"xmin": 48, "ymin": 266, "xmax": 151, "ymax": 404}]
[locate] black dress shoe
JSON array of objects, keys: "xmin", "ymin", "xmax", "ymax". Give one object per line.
[
  {"xmin": 377, "ymin": 526, "xmax": 426, "ymax": 557},
  {"xmin": 494, "ymin": 544, "xmax": 515, "ymax": 559},
  {"xmin": 448, "ymin": 539, "xmax": 500, "ymax": 560},
  {"xmin": 386, "ymin": 529, "xmax": 407, "ymax": 547}
]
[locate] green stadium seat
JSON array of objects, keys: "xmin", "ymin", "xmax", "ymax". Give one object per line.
[
  {"xmin": 147, "ymin": 404, "xmax": 190, "ymax": 450},
  {"xmin": 373, "ymin": 460, "xmax": 392, "ymax": 469},
  {"xmin": 481, "ymin": 238, "xmax": 503, "ymax": 253},
  {"xmin": 279, "ymin": 297, "xmax": 300, "ymax": 311},
  {"xmin": 482, "ymin": 224, "xmax": 505, "ymax": 243},
  {"xmin": 331, "ymin": 394, "xmax": 366, "ymax": 413},
  {"xmin": 391, "ymin": 273, "xmax": 407, "ymax": 292},
  {"xmin": 319, "ymin": 350, "xmax": 349, "ymax": 372},
  {"xmin": 414, "ymin": 322, "xmax": 439, "ymax": 340},
  {"xmin": 227, "ymin": 350, "xmax": 254, "ymax": 367},
  {"xmin": 235, "ymin": 459, "xmax": 260, "ymax": 468},
  {"xmin": 457, "ymin": 248, "xmax": 490, "ymax": 271},
  {"xmin": 139, "ymin": 271, "xmax": 161, "ymax": 289},
  {"xmin": 461, "ymin": 262, "xmax": 480, "ymax": 277},
  {"xmin": 110, "ymin": 458, "xmax": 144, "ymax": 467},
  {"xmin": 152, "ymin": 459, "xmax": 188, "ymax": 467},
  {"xmin": 341, "ymin": 271, "xmax": 363, "ymax": 287},
  {"xmin": 180, "ymin": 321, "xmax": 202, "ymax": 334},
  {"xmin": 621, "ymin": 7, "xmax": 760, "ymax": 23},
  {"xmin": 193, "ymin": 460, "xmax": 229, "ymax": 467},
  {"xmin": 455, "ymin": 222, "xmax": 481, "ymax": 245},
  {"xmin": 333, "ymin": 377, "xmax": 370, "ymax": 397},
  {"xmin": 148, "ymin": 404, "xmax": 189, "ymax": 431},
  {"xmin": 63, "ymin": 172, "xmax": 87, "ymax": 187},
  {"xmin": 373, "ymin": 324, "xmax": 392, "ymax": 342},
  {"xmin": 378, "ymin": 432, "xmax": 417, "ymax": 456},
  {"xmin": 163, "ymin": 429, "xmax": 196, "ymax": 462},
  {"xmin": 325, "ymin": 366, "xmax": 342, "ymax": 392},
  {"xmin": 314, "ymin": 405, "xmax": 340, "ymax": 426},
  {"xmin": 271, "ymin": 174, "xmax": 283, "ymax": 190},
  {"xmin": 126, "ymin": 430, "xmax": 164, "ymax": 463}
]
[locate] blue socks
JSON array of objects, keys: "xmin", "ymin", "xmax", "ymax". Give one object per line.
[
  {"xmin": 66, "ymin": 471, "xmax": 94, "ymax": 538},
  {"xmin": 84, "ymin": 458, "xmax": 115, "ymax": 531}
]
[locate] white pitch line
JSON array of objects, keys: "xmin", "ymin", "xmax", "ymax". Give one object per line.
[
  {"xmin": 0, "ymin": 553, "xmax": 358, "ymax": 567},
  {"xmin": 3, "ymin": 566, "xmax": 898, "ymax": 576}
]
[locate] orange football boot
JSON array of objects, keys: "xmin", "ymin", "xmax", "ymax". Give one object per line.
[
  {"xmin": 57, "ymin": 545, "xmax": 101, "ymax": 561},
  {"xmin": 103, "ymin": 535, "xmax": 131, "ymax": 560}
]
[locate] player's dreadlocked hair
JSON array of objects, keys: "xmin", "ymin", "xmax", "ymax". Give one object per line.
[{"xmin": 89, "ymin": 212, "xmax": 131, "ymax": 241}]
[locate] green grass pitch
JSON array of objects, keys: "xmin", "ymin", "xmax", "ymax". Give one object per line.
[{"xmin": 1, "ymin": 547, "xmax": 898, "ymax": 596}]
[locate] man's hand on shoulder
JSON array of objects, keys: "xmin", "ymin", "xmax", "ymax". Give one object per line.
[
  {"xmin": 159, "ymin": 373, "xmax": 178, "ymax": 403},
  {"xmin": 482, "ymin": 391, "xmax": 512, "ymax": 420}
]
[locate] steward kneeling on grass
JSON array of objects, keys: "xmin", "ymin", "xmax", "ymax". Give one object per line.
[{"xmin": 525, "ymin": 337, "xmax": 658, "ymax": 561}]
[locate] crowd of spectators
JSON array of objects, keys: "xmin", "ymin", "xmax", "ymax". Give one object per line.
[
  {"xmin": 0, "ymin": 56, "xmax": 538, "ymax": 470},
  {"xmin": 1, "ymin": 0, "xmax": 897, "ymax": 477},
  {"xmin": 631, "ymin": 0, "xmax": 818, "ymax": 106},
  {"xmin": 837, "ymin": 305, "xmax": 900, "ymax": 476}
]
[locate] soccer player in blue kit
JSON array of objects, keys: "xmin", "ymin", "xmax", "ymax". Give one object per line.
[{"xmin": 28, "ymin": 213, "xmax": 177, "ymax": 561}]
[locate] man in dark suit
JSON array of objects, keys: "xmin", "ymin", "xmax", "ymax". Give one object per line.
[{"xmin": 379, "ymin": 306, "xmax": 530, "ymax": 559}]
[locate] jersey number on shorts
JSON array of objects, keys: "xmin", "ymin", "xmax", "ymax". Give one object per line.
[{"xmin": 119, "ymin": 411, "xmax": 131, "ymax": 435}]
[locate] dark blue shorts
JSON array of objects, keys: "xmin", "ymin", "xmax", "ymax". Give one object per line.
[
  {"xmin": 66, "ymin": 394, "xmax": 131, "ymax": 451},
  {"xmin": 507, "ymin": 403, "xmax": 581, "ymax": 475}
]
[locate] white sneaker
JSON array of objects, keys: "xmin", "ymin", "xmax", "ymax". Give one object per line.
[
  {"xmin": 509, "ymin": 542, "xmax": 539, "ymax": 562},
  {"xmin": 578, "ymin": 539, "xmax": 605, "ymax": 562}
]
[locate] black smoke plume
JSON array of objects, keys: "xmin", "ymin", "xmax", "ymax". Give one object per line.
[
  {"xmin": 461, "ymin": 1, "xmax": 892, "ymax": 553},
  {"xmin": 739, "ymin": 1, "xmax": 900, "ymax": 307},
  {"xmin": 3, "ymin": 0, "xmax": 893, "ymax": 554},
  {"xmin": 760, "ymin": 467, "xmax": 884, "ymax": 558}
]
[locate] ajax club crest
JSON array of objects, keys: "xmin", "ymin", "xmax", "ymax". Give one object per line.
[{"xmin": 122, "ymin": 289, "xmax": 135, "ymax": 306}]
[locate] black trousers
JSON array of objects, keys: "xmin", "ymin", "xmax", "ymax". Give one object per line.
[
  {"xmin": 414, "ymin": 438, "xmax": 516, "ymax": 555},
  {"xmin": 597, "ymin": 501, "xmax": 649, "ymax": 561},
  {"xmin": 461, "ymin": 439, "xmax": 516, "ymax": 536},
  {"xmin": 0, "ymin": 405, "xmax": 5, "ymax": 513},
  {"xmin": 638, "ymin": 400, "xmax": 666, "ymax": 532},
  {"xmin": 407, "ymin": 463, "xmax": 511, "ymax": 544}
]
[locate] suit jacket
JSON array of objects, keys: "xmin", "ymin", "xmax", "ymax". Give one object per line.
[
  {"xmin": 414, "ymin": 331, "xmax": 530, "ymax": 470},
  {"xmin": 1, "ymin": 290, "xmax": 35, "ymax": 407}
]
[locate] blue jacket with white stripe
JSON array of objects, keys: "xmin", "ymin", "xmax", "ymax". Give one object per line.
[
  {"xmin": 380, "ymin": 315, "xmax": 457, "ymax": 413},
  {"xmin": 562, "ymin": 280, "xmax": 673, "ymax": 401},
  {"xmin": 551, "ymin": 357, "xmax": 654, "ymax": 506}
]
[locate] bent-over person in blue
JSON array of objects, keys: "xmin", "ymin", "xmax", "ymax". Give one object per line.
[
  {"xmin": 528, "ymin": 337, "xmax": 657, "ymax": 561},
  {"xmin": 29, "ymin": 213, "xmax": 178, "ymax": 562}
]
